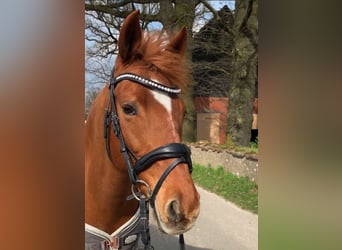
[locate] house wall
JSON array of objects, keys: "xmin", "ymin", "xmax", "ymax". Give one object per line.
[{"xmin": 194, "ymin": 97, "xmax": 228, "ymax": 144}]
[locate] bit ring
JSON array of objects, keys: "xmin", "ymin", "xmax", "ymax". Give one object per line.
[{"xmin": 131, "ymin": 179, "xmax": 152, "ymax": 200}]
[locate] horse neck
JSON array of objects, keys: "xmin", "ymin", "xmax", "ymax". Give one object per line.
[{"xmin": 85, "ymin": 88, "xmax": 138, "ymax": 234}]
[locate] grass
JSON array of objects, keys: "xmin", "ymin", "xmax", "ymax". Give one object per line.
[
  {"xmin": 192, "ymin": 163, "xmax": 258, "ymax": 214},
  {"xmin": 220, "ymin": 136, "xmax": 258, "ymax": 154}
]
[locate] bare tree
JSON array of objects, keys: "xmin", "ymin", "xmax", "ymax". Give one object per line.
[
  {"xmin": 192, "ymin": 5, "xmax": 234, "ymax": 97},
  {"xmin": 228, "ymin": 0, "xmax": 258, "ymax": 146},
  {"xmin": 85, "ymin": 87, "xmax": 101, "ymax": 119}
]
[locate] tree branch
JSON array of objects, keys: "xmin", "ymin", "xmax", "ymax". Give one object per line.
[
  {"xmin": 238, "ymin": 0, "xmax": 257, "ymax": 51},
  {"xmin": 198, "ymin": 0, "xmax": 218, "ymax": 19},
  {"xmin": 85, "ymin": 1, "xmax": 163, "ymax": 22}
]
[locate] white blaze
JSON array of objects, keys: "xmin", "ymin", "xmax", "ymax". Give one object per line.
[
  {"xmin": 150, "ymin": 82, "xmax": 177, "ymax": 138},
  {"xmin": 150, "ymin": 78, "xmax": 172, "ymax": 113},
  {"xmin": 151, "ymin": 91, "xmax": 172, "ymax": 113}
]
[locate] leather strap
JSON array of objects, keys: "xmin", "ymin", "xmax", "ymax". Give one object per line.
[
  {"xmin": 150, "ymin": 157, "xmax": 187, "ymax": 209},
  {"xmin": 135, "ymin": 143, "xmax": 192, "ymax": 176}
]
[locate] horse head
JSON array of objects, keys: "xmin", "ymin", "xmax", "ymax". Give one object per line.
[{"xmin": 111, "ymin": 10, "xmax": 200, "ymax": 235}]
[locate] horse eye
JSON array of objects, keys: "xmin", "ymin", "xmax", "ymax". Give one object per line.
[{"xmin": 122, "ymin": 103, "xmax": 137, "ymax": 116}]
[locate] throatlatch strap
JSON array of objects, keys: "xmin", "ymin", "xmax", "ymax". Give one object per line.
[{"xmin": 104, "ymin": 109, "xmax": 112, "ymax": 162}]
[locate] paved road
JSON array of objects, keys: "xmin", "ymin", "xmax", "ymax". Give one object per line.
[{"xmin": 147, "ymin": 186, "xmax": 258, "ymax": 250}]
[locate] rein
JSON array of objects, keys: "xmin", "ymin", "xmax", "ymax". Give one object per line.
[{"xmin": 103, "ymin": 71, "xmax": 192, "ymax": 250}]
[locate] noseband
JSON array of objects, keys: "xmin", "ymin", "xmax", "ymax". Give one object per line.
[{"xmin": 103, "ymin": 72, "xmax": 192, "ymax": 249}]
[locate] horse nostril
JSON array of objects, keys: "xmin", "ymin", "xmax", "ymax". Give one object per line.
[{"xmin": 167, "ymin": 200, "xmax": 183, "ymax": 223}]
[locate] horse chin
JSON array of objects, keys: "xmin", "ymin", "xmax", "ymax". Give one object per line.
[{"xmin": 152, "ymin": 206, "xmax": 196, "ymax": 235}]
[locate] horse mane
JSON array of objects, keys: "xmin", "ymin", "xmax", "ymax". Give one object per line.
[{"xmin": 133, "ymin": 30, "xmax": 190, "ymax": 91}]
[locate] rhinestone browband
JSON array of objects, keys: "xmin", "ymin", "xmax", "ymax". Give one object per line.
[{"xmin": 111, "ymin": 73, "xmax": 181, "ymax": 95}]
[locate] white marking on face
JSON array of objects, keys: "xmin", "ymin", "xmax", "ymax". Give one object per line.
[
  {"xmin": 150, "ymin": 78, "xmax": 177, "ymax": 138},
  {"xmin": 151, "ymin": 91, "xmax": 172, "ymax": 113},
  {"xmin": 150, "ymin": 78, "xmax": 172, "ymax": 113}
]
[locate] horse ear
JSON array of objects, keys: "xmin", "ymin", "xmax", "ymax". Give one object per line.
[
  {"xmin": 118, "ymin": 10, "xmax": 142, "ymax": 63},
  {"xmin": 167, "ymin": 27, "xmax": 187, "ymax": 57}
]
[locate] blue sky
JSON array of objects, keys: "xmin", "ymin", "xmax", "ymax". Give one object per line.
[{"xmin": 210, "ymin": 0, "xmax": 235, "ymax": 10}]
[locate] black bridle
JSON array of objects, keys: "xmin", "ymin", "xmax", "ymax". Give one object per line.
[{"xmin": 104, "ymin": 71, "xmax": 192, "ymax": 249}]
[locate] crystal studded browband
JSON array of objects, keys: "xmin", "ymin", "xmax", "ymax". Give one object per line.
[{"xmin": 110, "ymin": 73, "xmax": 181, "ymax": 95}]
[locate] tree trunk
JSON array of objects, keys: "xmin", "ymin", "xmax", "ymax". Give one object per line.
[
  {"xmin": 159, "ymin": 0, "xmax": 197, "ymax": 142},
  {"xmin": 228, "ymin": 0, "xmax": 258, "ymax": 146}
]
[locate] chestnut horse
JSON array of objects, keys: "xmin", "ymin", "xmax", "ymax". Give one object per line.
[{"xmin": 85, "ymin": 11, "xmax": 200, "ymax": 250}]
